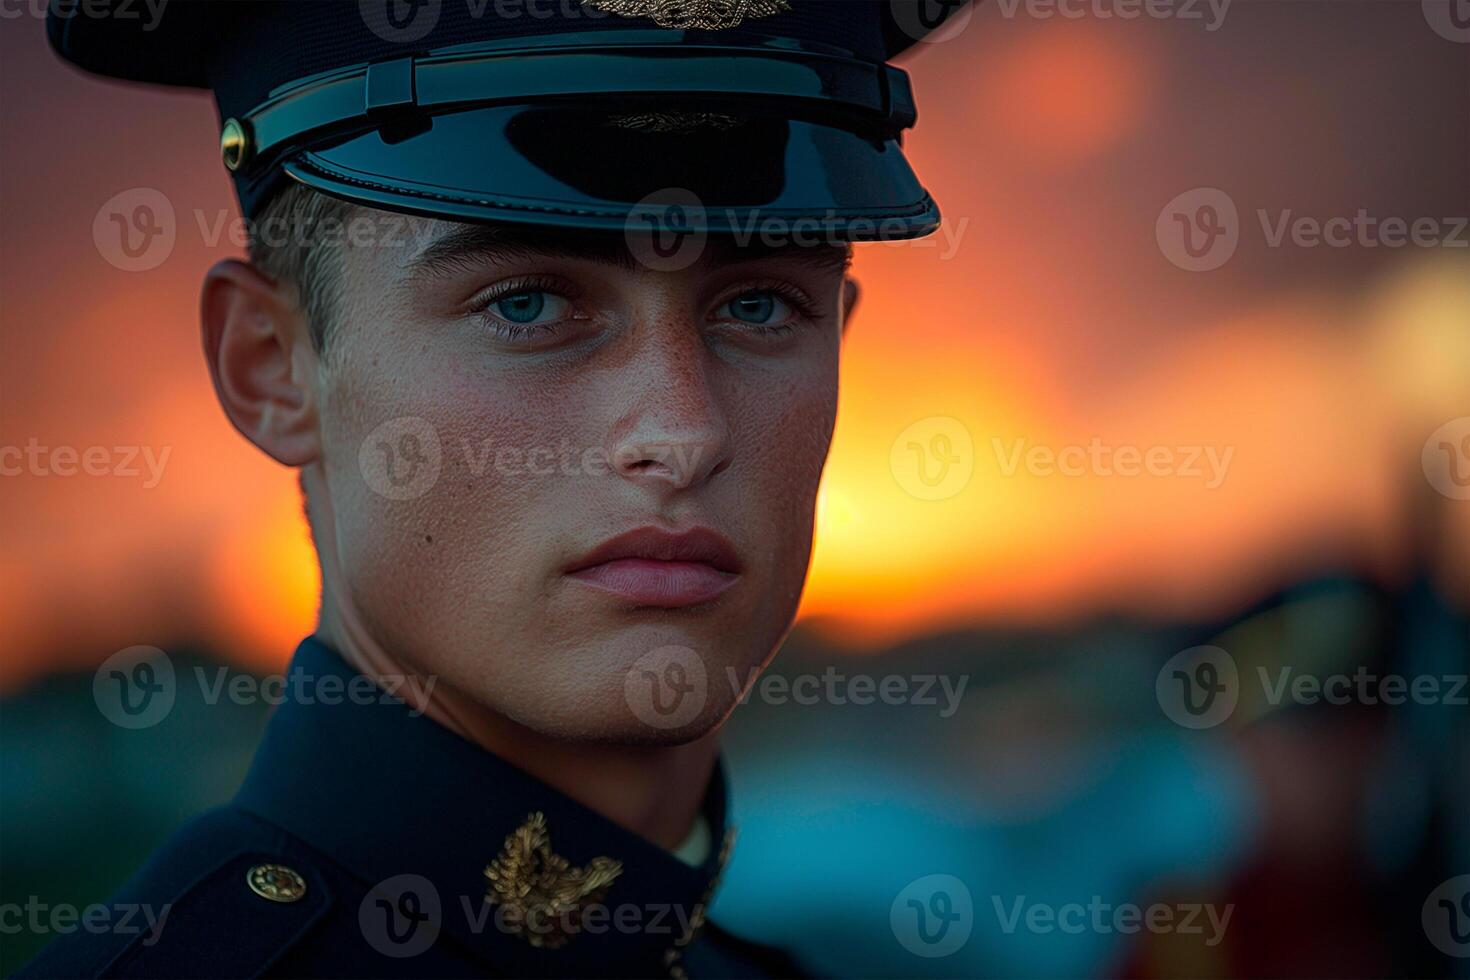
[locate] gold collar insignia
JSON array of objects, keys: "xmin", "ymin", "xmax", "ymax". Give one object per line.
[
  {"xmin": 580, "ymin": 0, "xmax": 792, "ymax": 30},
  {"xmin": 483, "ymin": 812, "xmax": 623, "ymax": 949}
]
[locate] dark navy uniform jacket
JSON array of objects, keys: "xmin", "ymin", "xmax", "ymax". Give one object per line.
[{"xmin": 19, "ymin": 638, "xmax": 804, "ymax": 978}]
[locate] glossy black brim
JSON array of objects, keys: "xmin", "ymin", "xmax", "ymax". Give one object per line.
[{"xmin": 280, "ymin": 103, "xmax": 940, "ymax": 240}]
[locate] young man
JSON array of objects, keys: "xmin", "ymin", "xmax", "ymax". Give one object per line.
[{"xmin": 25, "ymin": 1, "xmax": 965, "ymax": 976}]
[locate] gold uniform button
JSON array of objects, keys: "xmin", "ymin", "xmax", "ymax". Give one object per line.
[
  {"xmin": 219, "ymin": 117, "xmax": 251, "ymax": 172},
  {"xmin": 246, "ymin": 863, "xmax": 307, "ymax": 903}
]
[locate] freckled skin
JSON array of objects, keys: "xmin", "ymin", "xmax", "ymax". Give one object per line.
[{"xmin": 313, "ymin": 222, "xmax": 848, "ymax": 743}]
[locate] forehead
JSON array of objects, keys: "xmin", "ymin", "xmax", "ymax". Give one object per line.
[{"xmin": 347, "ymin": 214, "xmax": 853, "ymax": 281}]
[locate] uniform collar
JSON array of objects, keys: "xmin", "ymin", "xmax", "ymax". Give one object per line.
[{"xmin": 234, "ymin": 636, "xmax": 733, "ymax": 978}]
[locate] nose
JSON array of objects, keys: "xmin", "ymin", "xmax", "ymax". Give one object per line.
[{"xmin": 607, "ymin": 330, "xmax": 731, "ymax": 493}]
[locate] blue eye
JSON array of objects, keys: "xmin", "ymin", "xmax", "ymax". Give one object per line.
[
  {"xmin": 473, "ymin": 284, "xmax": 580, "ymax": 345},
  {"xmin": 492, "ymin": 291, "xmax": 549, "ymax": 324},
  {"xmin": 721, "ymin": 290, "xmax": 791, "ymax": 326}
]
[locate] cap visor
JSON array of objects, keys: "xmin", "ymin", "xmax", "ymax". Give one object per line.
[{"xmin": 281, "ymin": 103, "xmax": 940, "ymax": 240}]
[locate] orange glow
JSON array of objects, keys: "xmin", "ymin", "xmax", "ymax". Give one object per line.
[
  {"xmin": 207, "ymin": 494, "xmax": 321, "ymax": 676},
  {"xmin": 976, "ymin": 26, "xmax": 1151, "ymax": 163},
  {"xmin": 801, "ymin": 267, "xmax": 1470, "ymax": 646}
]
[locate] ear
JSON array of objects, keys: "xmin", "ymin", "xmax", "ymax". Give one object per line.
[
  {"xmin": 201, "ymin": 259, "xmax": 321, "ymax": 467},
  {"xmin": 840, "ymin": 276, "xmax": 861, "ymax": 337}
]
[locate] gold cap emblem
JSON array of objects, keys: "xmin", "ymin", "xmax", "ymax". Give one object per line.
[
  {"xmin": 580, "ymin": 0, "xmax": 792, "ymax": 30},
  {"xmin": 246, "ymin": 863, "xmax": 307, "ymax": 903},
  {"xmin": 483, "ymin": 812, "xmax": 623, "ymax": 949}
]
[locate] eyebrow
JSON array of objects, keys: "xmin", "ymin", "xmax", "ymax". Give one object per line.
[{"xmin": 403, "ymin": 222, "xmax": 853, "ymax": 282}]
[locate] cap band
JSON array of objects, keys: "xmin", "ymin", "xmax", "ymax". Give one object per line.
[{"xmin": 232, "ymin": 32, "xmax": 917, "ymax": 182}]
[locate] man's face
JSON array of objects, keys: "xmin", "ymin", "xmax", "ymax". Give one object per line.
[{"xmin": 311, "ymin": 216, "xmax": 851, "ymax": 743}]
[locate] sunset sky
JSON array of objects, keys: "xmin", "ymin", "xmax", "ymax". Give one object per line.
[{"xmin": 3, "ymin": 1, "xmax": 1467, "ymax": 686}]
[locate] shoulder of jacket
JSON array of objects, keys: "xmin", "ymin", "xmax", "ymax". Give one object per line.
[{"xmin": 15, "ymin": 806, "xmax": 334, "ymax": 979}]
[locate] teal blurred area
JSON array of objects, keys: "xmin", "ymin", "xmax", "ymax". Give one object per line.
[
  {"xmin": 1, "ymin": 651, "xmax": 268, "ymax": 974},
  {"xmin": 713, "ymin": 624, "xmax": 1261, "ymax": 979}
]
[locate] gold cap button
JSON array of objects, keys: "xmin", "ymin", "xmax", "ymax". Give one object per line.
[
  {"xmin": 219, "ymin": 117, "xmax": 251, "ymax": 172},
  {"xmin": 246, "ymin": 863, "xmax": 307, "ymax": 903}
]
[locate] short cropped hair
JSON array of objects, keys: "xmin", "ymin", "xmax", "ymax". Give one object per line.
[{"xmin": 246, "ymin": 182, "xmax": 355, "ymax": 355}]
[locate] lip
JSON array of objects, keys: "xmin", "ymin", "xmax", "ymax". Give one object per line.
[{"xmin": 565, "ymin": 527, "xmax": 741, "ymax": 608}]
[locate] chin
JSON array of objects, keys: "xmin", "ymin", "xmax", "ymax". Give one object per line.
[
  {"xmin": 355, "ymin": 558, "xmax": 804, "ymax": 746},
  {"xmin": 551, "ymin": 700, "xmax": 738, "ymax": 747},
  {"xmin": 483, "ymin": 616, "xmax": 780, "ymax": 746}
]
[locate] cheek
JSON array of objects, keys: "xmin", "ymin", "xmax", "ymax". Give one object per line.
[
  {"xmin": 317, "ymin": 332, "xmax": 588, "ymax": 626},
  {"xmin": 723, "ymin": 347, "xmax": 840, "ymax": 539},
  {"xmin": 745, "ymin": 339, "xmax": 839, "ymax": 473}
]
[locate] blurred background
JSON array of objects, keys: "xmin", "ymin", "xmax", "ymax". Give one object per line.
[{"xmin": 2, "ymin": 0, "xmax": 1467, "ymax": 976}]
